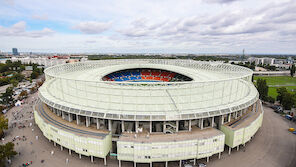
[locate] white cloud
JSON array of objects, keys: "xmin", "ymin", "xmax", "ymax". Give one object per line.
[
  {"xmin": 205, "ymin": 0, "xmax": 240, "ymax": 3},
  {"xmin": 0, "ymin": 0, "xmax": 295, "ymax": 53},
  {"xmin": 73, "ymin": 21, "xmax": 112, "ymax": 34},
  {"xmin": 31, "ymin": 14, "xmax": 48, "ymax": 21},
  {"xmin": 0, "ymin": 21, "xmax": 54, "ymax": 38}
]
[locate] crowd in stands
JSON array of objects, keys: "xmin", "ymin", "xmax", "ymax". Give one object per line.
[{"xmin": 102, "ymin": 68, "xmax": 192, "ymax": 82}]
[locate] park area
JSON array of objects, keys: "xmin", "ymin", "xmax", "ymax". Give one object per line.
[{"xmin": 253, "ymin": 76, "xmax": 296, "ymax": 98}]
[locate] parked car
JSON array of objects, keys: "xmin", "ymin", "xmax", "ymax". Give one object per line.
[
  {"xmin": 272, "ymin": 105, "xmax": 283, "ymax": 113},
  {"xmin": 198, "ymin": 163, "xmax": 207, "ymax": 167},
  {"xmin": 286, "ymin": 115, "xmax": 293, "ymax": 121}
]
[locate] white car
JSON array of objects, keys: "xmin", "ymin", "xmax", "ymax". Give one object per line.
[{"xmin": 198, "ymin": 163, "xmax": 206, "ymax": 167}]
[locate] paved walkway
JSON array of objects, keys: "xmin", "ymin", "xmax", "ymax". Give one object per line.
[{"xmin": 269, "ymin": 84, "xmax": 296, "ymax": 87}]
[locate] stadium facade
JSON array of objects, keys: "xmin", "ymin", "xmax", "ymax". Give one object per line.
[{"xmin": 34, "ymin": 59, "xmax": 263, "ymax": 167}]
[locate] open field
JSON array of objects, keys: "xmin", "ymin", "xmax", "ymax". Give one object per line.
[
  {"xmin": 254, "ymin": 76, "xmax": 296, "ymax": 98},
  {"xmin": 268, "ymin": 86, "xmax": 296, "ymax": 98},
  {"xmin": 254, "ymin": 76, "xmax": 296, "ymax": 86}
]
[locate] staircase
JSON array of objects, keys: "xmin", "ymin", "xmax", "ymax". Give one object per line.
[{"xmin": 164, "ymin": 121, "xmax": 177, "ymax": 134}]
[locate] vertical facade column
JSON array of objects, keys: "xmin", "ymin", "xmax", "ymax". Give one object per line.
[
  {"xmin": 79, "ymin": 154, "xmax": 82, "ymax": 159},
  {"xmin": 86, "ymin": 116, "xmax": 90, "ymax": 127},
  {"xmin": 62, "ymin": 111, "xmax": 65, "ymax": 119},
  {"xmin": 218, "ymin": 152, "xmax": 221, "ymax": 159},
  {"xmin": 179, "ymin": 160, "xmax": 182, "ymax": 167},
  {"xmin": 201, "ymin": 118, "xmax": 204, "ymax": 130},
  {"xmin": 165, "ymin": 161, "xmax": 168, "ymax": 167},
  {"xmin": 108, "ymin": 120, "xmax": 112, "ymax": 132},
  {"xmin": 68, "ymin": 113, "xmax": 72, "ymax": 122},
  {"xmin": 121, "ymin": 121, "xmax": 125, "ymax": 132},
  {"xmin": 228, "ymin": 114, "xmax": 231, "ymax": 122},
  {"xmin": 189, "ymin": 120, "xmax": 192, "ymax": 131},
  {"xmin": 235, "ymin": 112, "xmax": 238, "ymax": 119},
  {"xmin": 135, "ymin": 121, "xmax": 139, "ymax": 133},
  {"xmin": 228, "ymin": 147, "xmax": 231, "ymax": 155},
  {"xmin": 60, "ymin": 145, "xmax": 63, "ymax": 151},
  {"xmin": 149, "ymin": 121, "xmax": 152, "ymax": 133},
  {"xmin": 240, "ymin": 110, "xmax": 243, "ymax": 117},
  {"xmin": 104, "ymin": 157, "xmax": 107, "ymax": 166},
  {"xmin": 150, "ymin": 162, "xmax": 152, "ymax": 167},
  {"xmin": 207, "ymin": 157, "xmax": 209, "ymax": 163},
  {"xmin": 134, "ymin": 162, "xmax": 136, "ymax": 167},
  {"xmin": 96, "ymin": 118, "xmax": 100, "ymax": 129},
  {"xmin": 211, "ymin": 117, "xmax": 215, "ymax": 127},
  {"xmin": 76, "ymin": 114, "xmax": 80, "ymax": 125},
  {"xmin": 54, "ymin": 142, "xmax": 56, "ymax": 146},
  {"xmin": 176, "ymin": 121, "xmax": 179, "ymax": 132},
  {"xmin": 119, "ymin": 160, "xmax": 121, "ymax": 167},
  {"xmin": 163, "ymin": 121, "xmax": 166, "ymax": 133},
  {"xmin": 193, "ymin": 158, "xmax": 196, "ymax": 165},
  {"xmin": 237, "ymin": 146, "xmax": 239, "ymax": 151},
  {"xmin": 91, "ymin": 156, "xmax": 93, "ymax": 163},
  {"xmin": 69, "ymin": 149, "xmax": 71, "ymax": 155}
]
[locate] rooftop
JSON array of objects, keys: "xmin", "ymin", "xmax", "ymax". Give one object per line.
[
  {"xmin": 119, "ymin": 126, "xmax": 224, "ymax": 143},
  {"xmin": 35, "ymin": 100, "xmax": 109, "ymax": 139}
]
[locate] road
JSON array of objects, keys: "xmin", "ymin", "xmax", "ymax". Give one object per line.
[{"xmin": 207, "ymin": 106, "xmax": 296, "ymax": 167}]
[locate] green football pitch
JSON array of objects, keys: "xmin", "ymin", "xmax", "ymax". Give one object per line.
[{"xmin": 253, "ymin": 76, "xmax": 296, "ymax": 98}]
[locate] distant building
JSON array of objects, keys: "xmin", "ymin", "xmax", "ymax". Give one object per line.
[
  {"xmin": 248, "ymin": 57, "xmax": 275, "ymax": 65},
  {"xmin": 12, "ymin": 48, "xmax": 19, "ymax": 56},
  {"xmin": 287, "ymin": 57, "xmax": 294, "ymax": 64}
]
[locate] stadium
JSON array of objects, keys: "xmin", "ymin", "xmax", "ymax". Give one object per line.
[{"xmin": 34, "ymin": 59, "xmax": 263, "ymax": 167}]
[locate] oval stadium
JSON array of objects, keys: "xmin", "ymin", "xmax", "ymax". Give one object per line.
[{"xmin": 34, "ymin": 59, "xmax": 263, "ymax": 167}]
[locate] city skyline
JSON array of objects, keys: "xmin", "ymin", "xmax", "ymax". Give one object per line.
[{"xmin": 0, "ymin": 0, "xmax": 295, "ymax": 54}]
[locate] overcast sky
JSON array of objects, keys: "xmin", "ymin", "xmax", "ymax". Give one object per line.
[{"xmin": 0, "ymin": 0, "xmax": 295, "ymax": 54}]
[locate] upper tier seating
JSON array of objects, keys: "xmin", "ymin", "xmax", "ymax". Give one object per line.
[{"xmin": 103, "ymin": 69, "xmax": 191, "ymax": 82}]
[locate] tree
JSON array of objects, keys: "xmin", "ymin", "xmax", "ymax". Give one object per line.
[
  {"xmin": 0, "ymin": 115, "xmax": 8, "ymax": 138},
  {"xmin": 0, "ymin": 142, "xmax": 17, "ymax": 166},
  {"xmin": 10, "ymin": 73, "xmax": 24, "ymax": 82},
  {"xmin": 256, "ymin": 79, "xmax": 268, "ymax": 101},
  {"xmin": 19, "ymin": 90, "xmax": 28, "ymax": 99},
  {"xmin": 266, "ymin": 96, "xmax": 275, "ymax": 103},
  {"xmin": 9, "ymin": 79, "xmax": 18, "ymax": 87},
  {"xmin": 30, "ymin": 86, "xmax": 37, "ymax": 93},
  {"xmin": 30, "ymin": 71, "xmax": 39, "ymax": 79},
  {"xmin": 276, "ymin": 87, "xmax": 288, "ymax": 104},
  {"xmin": 282, "ymin": 92, "xmax": 294, "ymax": 110},
  {"xmin": 291, "ymin": 64, "xmax": 295, "ymax": 77},
  {"xmin": 0, "ymin": 87, "xmax": 14, "ymax": 106}
]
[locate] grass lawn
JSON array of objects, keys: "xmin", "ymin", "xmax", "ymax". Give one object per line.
[
  {"xmin": 253, "ymin": 76, "xmax": 296, "ymax": 98},
  {"xmin": 253, "ymin": 76, "xmax": 296, "ymax": 86},
  {"xmin": 268, "ymin": 86, "xmax": 296, "ymax": 98}
]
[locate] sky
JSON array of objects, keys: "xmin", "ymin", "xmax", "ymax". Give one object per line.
[{"xmin": 0, "ymin": 0, "xmax": 295, "ymax": 54}]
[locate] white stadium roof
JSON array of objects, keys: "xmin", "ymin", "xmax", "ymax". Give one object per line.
[{"xmin": 39, "ymin": 59, "xmax": 258, "ymax": 121}]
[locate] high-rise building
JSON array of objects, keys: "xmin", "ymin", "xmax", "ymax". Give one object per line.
[{"xmin": 12, "ymin": 48, "xmax": 19, "ymax": 56}]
